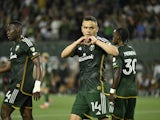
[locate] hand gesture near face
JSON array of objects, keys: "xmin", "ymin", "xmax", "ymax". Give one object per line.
[
  {"xmin": 77, "ymin": 36, "xmax": 88, "ymax": 44},
  {"xmin": 88, "ymin": 36, "xmax": 98, "ymax": 44},
  {"xmin": 76, "ymin": 36, "xmax": 98, "ymax": 46}
]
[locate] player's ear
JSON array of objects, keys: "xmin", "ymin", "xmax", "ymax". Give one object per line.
[
  {"xmin": 16, "ymin": 26, "xmax": 22, "ymax": 35},
  {"xmin": 117, "ymin": 35, "xmax": 121, "ymax": 41}
]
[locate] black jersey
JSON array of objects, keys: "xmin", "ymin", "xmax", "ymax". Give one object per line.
[
  {"xmin": 73, "ymin": 36, "xmax": 110, "ymax": 91},
  {"xmin": 112, "ymin": 44, "xmax": 138, "ymax": 98},
  {"xmin": 9, "ymin": 36, "xmax": 40, "ymax": 96}
]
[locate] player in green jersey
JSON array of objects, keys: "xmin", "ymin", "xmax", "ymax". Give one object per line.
[
  {"xmin": 40, "ymin": 52, "xmax": 51, "ymax": 109},
  {"xmin": 109, "ymin": 28, "xmax": 138, "ymax": 120},
  {"xmin": 61, "ymin": 16, "xmax": 119, "ymax": 120},
  {"xmin": 0, "ymin": 21, "xmax": 42, "ymax": 120}
]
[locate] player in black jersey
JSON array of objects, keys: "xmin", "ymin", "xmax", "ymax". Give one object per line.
[
  {"xmin": 61, "ymin": 16, "xmax": 119, "ymax": 120},
  {"xmin": 0, "ymin": 21, "xmax": 42, "ymax": 120},
  {"xmin": 109, "ymin": 28, "xmax": 137, "ymax": 120}
]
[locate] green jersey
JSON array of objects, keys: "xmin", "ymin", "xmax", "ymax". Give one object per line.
[
  {"xmin": 41, "ymin": 61, "xmax": 50, "ymax": 86},
  {"xmin": 9, "ymin": 36, "xmax": 40, "ymax": 96},
  {"xmin": 112, "ymin": 44, "xmax": 137, "ymax": 98},
  {"xmin": 73, "ymin": 36, "xmax": 110, "ymax": 91}
]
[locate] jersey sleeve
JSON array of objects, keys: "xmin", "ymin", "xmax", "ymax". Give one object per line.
[
  {"xmin": 22, "ymin": 37, "xmax": 40, "ymax": 60},
  {"xmin": 112, "ymin": 55, "xmax": 122, "ymax": 69},
  {"xmin": 96, "ymin": 36, "xmax": 111, "ymax": 45}
]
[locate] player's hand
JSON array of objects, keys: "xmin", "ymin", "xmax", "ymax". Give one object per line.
[
  {"xmin": 88, "ymin": 36, "xmax": 98, "ymax": 44},
  {"xmin": 33, "ymin": 92, "xmax": 41, "ymax": 101},
  {"xmin": 75, "ymin": 36, "xmax": 87, "ymax": 45},
  {"xmin": 32, "ymin": 80, "xmax": 41, "ymax": 101},
  {"xmin": 77, "ymin": 36, "xmax": 92, "ymax": 46}
]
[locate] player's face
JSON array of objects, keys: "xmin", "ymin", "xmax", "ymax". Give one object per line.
[
  {"xmin": 6, "ymin": 24, "xmax": 19, "ymax": 41},
  {"xmin": 112, "ymin": 31, "xmax": 120, "ymax": 45},
  {"xmin": 81, "ymin": 20, "xmax": 98, "ymax": 37},
  {"xmin": 42, "ymin": 56, "xmax": 49, "ymax": 63}
]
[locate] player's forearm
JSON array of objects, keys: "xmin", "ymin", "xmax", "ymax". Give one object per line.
[
  {"xmin": 111, "ymin": 68, "xmax": 121, "ymax": 89},
  {"xmin": 33, "ymin": 58, "xmax": 42, "ymax": 81},
  {"xmin": 32, "ymin": 57, "xmax": 42, "ymax": 95},
  {"xmin": 96, "ymin": 40, "xmax": 119, "ymax": 56},
  {"xmin": 35, "ymin": 66, "xmax": 41, "ymax": 81},
  {"xmin": 61, "ymin": 41, "xmax": 78, "ymax": 58}
]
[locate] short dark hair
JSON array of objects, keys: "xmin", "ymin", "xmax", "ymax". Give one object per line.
[
  {"xmin": 115, "ymin": 28, "xmax": 129, "ymax": 42},
  {"xmin": 83, "ymin": 16, "xmax": 97, "ymax": 23},
  {"xmin": 9, "ymin": 21, "xmax": 22, "ymax": 27},
  {"xmin": 9, "ymin": 21, "xmax": 22, "ymax": 33}
]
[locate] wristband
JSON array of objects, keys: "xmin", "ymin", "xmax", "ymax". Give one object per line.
[
  {"xmin": 110, "ymin": 88, "xmax": 116, "ymax": 94},
  {"xmin": 32, "ymin": 80, "xmax": 41, "ymax": 93}
]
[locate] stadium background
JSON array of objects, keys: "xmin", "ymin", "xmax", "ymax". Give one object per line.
[{"xmin": 0, "ymin": 0, "xmax": 160, "ymax": 119}]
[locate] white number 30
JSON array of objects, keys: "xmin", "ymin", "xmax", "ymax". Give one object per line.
[{"xmin": 123, "ymin": 58, "xmax": 137, "ymax": 75}]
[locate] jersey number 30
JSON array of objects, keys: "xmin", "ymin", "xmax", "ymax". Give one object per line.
[{"xmin": 123, "ymin": 58, "xmax": 137, "ymax": 75}]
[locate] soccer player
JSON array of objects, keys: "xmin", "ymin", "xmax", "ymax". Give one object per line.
[
  {"xmin": 0, "ymin": 56, "xmax": 10, "ymax": 95},
  {"xmin": 61, "ymin": 16, "xmax": 119, "ymax": 120},
  {"xmin": 0, "ymin": 21, "xmax": 42, "ymax": 120},
  {"xmin": 109, "ymin": 28, "xmax": 138, "ymax": 120},
  {"xmin": 39, "ymin": 52, "xmax": 51, "ymax": 109}
]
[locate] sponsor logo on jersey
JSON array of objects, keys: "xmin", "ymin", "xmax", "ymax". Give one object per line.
[{"xmin": 79, "ymin": 54, "xmax": 94, "ymax": 62}]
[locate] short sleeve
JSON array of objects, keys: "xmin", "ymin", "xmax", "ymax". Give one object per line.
[
  {"xmin": 112, "ymin": 56, "xmax": 122, "ymax": 69},
  {"xmin": 22, "ymin": 37, "xmax": 40, "ymax": 60}
]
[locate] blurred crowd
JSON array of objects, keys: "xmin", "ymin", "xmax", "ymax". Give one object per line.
[{"xmin": 0, "ymin": 0, "xmax": 160, "ymax": 42}]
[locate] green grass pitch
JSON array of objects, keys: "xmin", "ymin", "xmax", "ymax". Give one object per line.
[{"xmin": 0, "ymin": 94, "xmax": 160, "ymax": 120}]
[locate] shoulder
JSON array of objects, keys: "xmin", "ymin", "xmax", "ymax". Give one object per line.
[
  {"xmin": 117, "ymin": 45, "xmax": 125, "ymax": 57},
  {"xmin": 128, "ymin": 45, "xmax": 134, "ymax": 49},
  {"xmin": 21, "ymin": 36, "xmax": 34, "ymax": 47},
  {"xmin": 127, "ymin": 45, "xmax": 136, "ymax": 52},
  {"xmin": 96, "ymin": 36, "xmax": 111, "ymax": 44}
]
